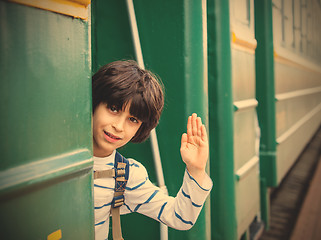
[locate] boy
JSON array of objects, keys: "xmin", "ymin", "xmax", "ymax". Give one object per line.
[{"xmin": 92, "ymin": 60, "xmax": 212, "ymax": 239}]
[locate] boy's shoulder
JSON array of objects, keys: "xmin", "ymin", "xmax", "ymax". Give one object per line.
[
  {"xmin": 127, "ymin": 157, "xmax": 148, "ymax": 175},
  {"xmin": 120, "ymin": 156, "xmax": 150, "ymax": 187},
  {"xmin": 116, "ymin": 152, "xmax": 146, "ymax": 172}
]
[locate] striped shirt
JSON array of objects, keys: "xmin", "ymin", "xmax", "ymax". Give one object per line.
[{"xmin": 94, "ymin": 151, "xmax": 212, "ymax": 240}]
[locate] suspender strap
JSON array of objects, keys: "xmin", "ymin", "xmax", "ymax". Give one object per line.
[
  {"xmin": 112, "ymin": 152, "xmax": 129, "ymax": 240},
  {"xmin": 93, "ymin": 169, "xmax": 115, "ymax": 179},
  {"xmin": 111, "ymin": 191, "xmax": 125, "ymax": 240},
  {"xmin": 111, "ymin": 207, "xmax": 124, "ymax": 240},
  {"xmin": 94, "ymin": 151, "xmax": 129, "ymax": 240}
]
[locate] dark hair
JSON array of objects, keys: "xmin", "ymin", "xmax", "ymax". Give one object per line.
[{"xmin": 92, "ymin": 60, "xmax": 164, "ymax": 143}]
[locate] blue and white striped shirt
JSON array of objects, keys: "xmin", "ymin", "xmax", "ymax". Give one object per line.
[{"xmin": 94, "ymin": 151, "xmax": 212, "ymax": 240}]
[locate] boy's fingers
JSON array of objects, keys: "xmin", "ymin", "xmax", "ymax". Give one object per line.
[
  {"xmin": 181, "ymin": 133, "xmax": 187, "ymax": 144},
  {"xmin": 192, "ymin": 113, "xmax": 197, "ymax": 136},
  {"xmin": 187, "ymin": 116, "xmax": 192, "ymax": 136},
  {"xmin": 197, "ymin": 117, "xmax": 202, "ymax": 137},
  {"xmin": 181, "ymin": 133, "xmax": 188, "ymax": 150},
  {"xmin": 201, "ymin": 124, "xmax": 208, "ymax": 142}
]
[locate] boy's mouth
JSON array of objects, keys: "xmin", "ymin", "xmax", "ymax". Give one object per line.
[{"xmin": 103, "ymin": 131, "xmax": 121, "ymax": 142}]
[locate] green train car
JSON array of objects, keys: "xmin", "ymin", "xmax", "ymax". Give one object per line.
[
  {"xmin": 0, "ymin": 0, "xmax": 94, "ymax": 239},
  {"xmin": 0, "ymin": 0, "xmax": 320, "ymax": 239}
]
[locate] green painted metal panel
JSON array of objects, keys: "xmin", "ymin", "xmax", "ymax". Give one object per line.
[
  {"xmin": 92, "ymin": 0, "xmax": 209, "ymax": 239},
  {"xmin": 207, "ymin": 0, "xmax": 237, "ymax": 239},
  {"xmin": 91, "ymin": 0, "xmax": 135, "ymax": 74},
  {"xmin": 0, "ymin": 2, "xmax": 94, "ymax": 239},
  {"xmin": 1, "ymin": 167, "xmax": 93, "ymax": 239},
  {"xmin": 146, "ymin": 2, "xmax": 210, "ymax": 239}
]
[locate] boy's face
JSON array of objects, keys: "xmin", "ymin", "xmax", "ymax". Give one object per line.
[{"xmin": 92, "ymin": 103, "xmax": 142, "ymax": 157}]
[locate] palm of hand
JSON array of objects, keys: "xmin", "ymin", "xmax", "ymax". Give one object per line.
[{"xmin": 180, "ymin": 114, "xmax": 209, "ymax": 173}]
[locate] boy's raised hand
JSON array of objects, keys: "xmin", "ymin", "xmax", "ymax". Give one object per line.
[{"xmin": 180, "ymin": 113, "xmax": 209, "ymax": 185}]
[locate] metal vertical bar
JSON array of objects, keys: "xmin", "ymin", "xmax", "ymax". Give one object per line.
[
  {"xmin": 254, "ymin": 0, "xmax": 277, "ymax": 228},
  {"xmin": 207, "ymin": 0, "xmax": 237, "ymax": 239},
  {"xmin": 125, "ymin": 1, "xmax": 168, "ymax": 240},
  {"xmin": 126, "ymin": 0, "xmax": 144, "ymax": 68},
  {"xmin": 292, "ymin": 0, "xmax": 296, "ymax": 48}
]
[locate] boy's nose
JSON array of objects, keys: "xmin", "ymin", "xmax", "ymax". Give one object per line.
[{"xmin": 112, "ymin": 117, "xmax": 125, "ymax": 132}]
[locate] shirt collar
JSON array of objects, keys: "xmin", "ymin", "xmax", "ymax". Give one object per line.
[{"xmin": 93, "ymin": 150, "xmax": 116, "ymax": 169}]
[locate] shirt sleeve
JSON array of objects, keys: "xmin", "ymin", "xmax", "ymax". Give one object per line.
[{"xmin": 122, "ymin": 159, "xmax": 213, "ymax": 230}]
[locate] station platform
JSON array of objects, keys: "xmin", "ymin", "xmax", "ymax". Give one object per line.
[
  {"xmin": 260, "ymin": 126, "xmax": 321, "ymax": 240},
  {"xmin": 290, "ymin": 155, "xmax": 321, "ymax": 240}
]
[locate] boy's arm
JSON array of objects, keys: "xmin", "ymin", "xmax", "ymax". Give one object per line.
[
  {"xmin": 124, "ymin": 159, "xmax": 212, "ymax": 230},
  {"xmin": 180, "ymin": 113, "xmax": 209, "ymax": 185}
]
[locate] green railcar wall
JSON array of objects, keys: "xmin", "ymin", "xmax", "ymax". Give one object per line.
[
  {"xmin": 272, "ymin": 0, "xmax": 321, "ymax": 184},
  {"xmin": 0, "ymin": 2, "xmax": 94, "ymax": 239},
  {"xmin": 208, "ymin": 0, "xmax": 261, "ymax": 239},
  {"xmin": 256, "ymin": 0, "xmax": 321, "ymax": 188},
  {"xmin": 207, "ymin": 0, "xmax": 237, "ymax": 239},
  {"xmin": 255, "ymin": 0, "xmax": 321, "ymax": 229},
  {"xmin": 92, "ymin": 0, "xmax": 210, "ymax": 239}
]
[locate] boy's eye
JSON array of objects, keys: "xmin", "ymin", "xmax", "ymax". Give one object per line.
[
  {"xmin": 129, "ymin": 117, "xmax": 139, "ymax": 123},
  {"xmin": 109, "ymin": 106, "xmax": 118, "ymax": 113}
]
